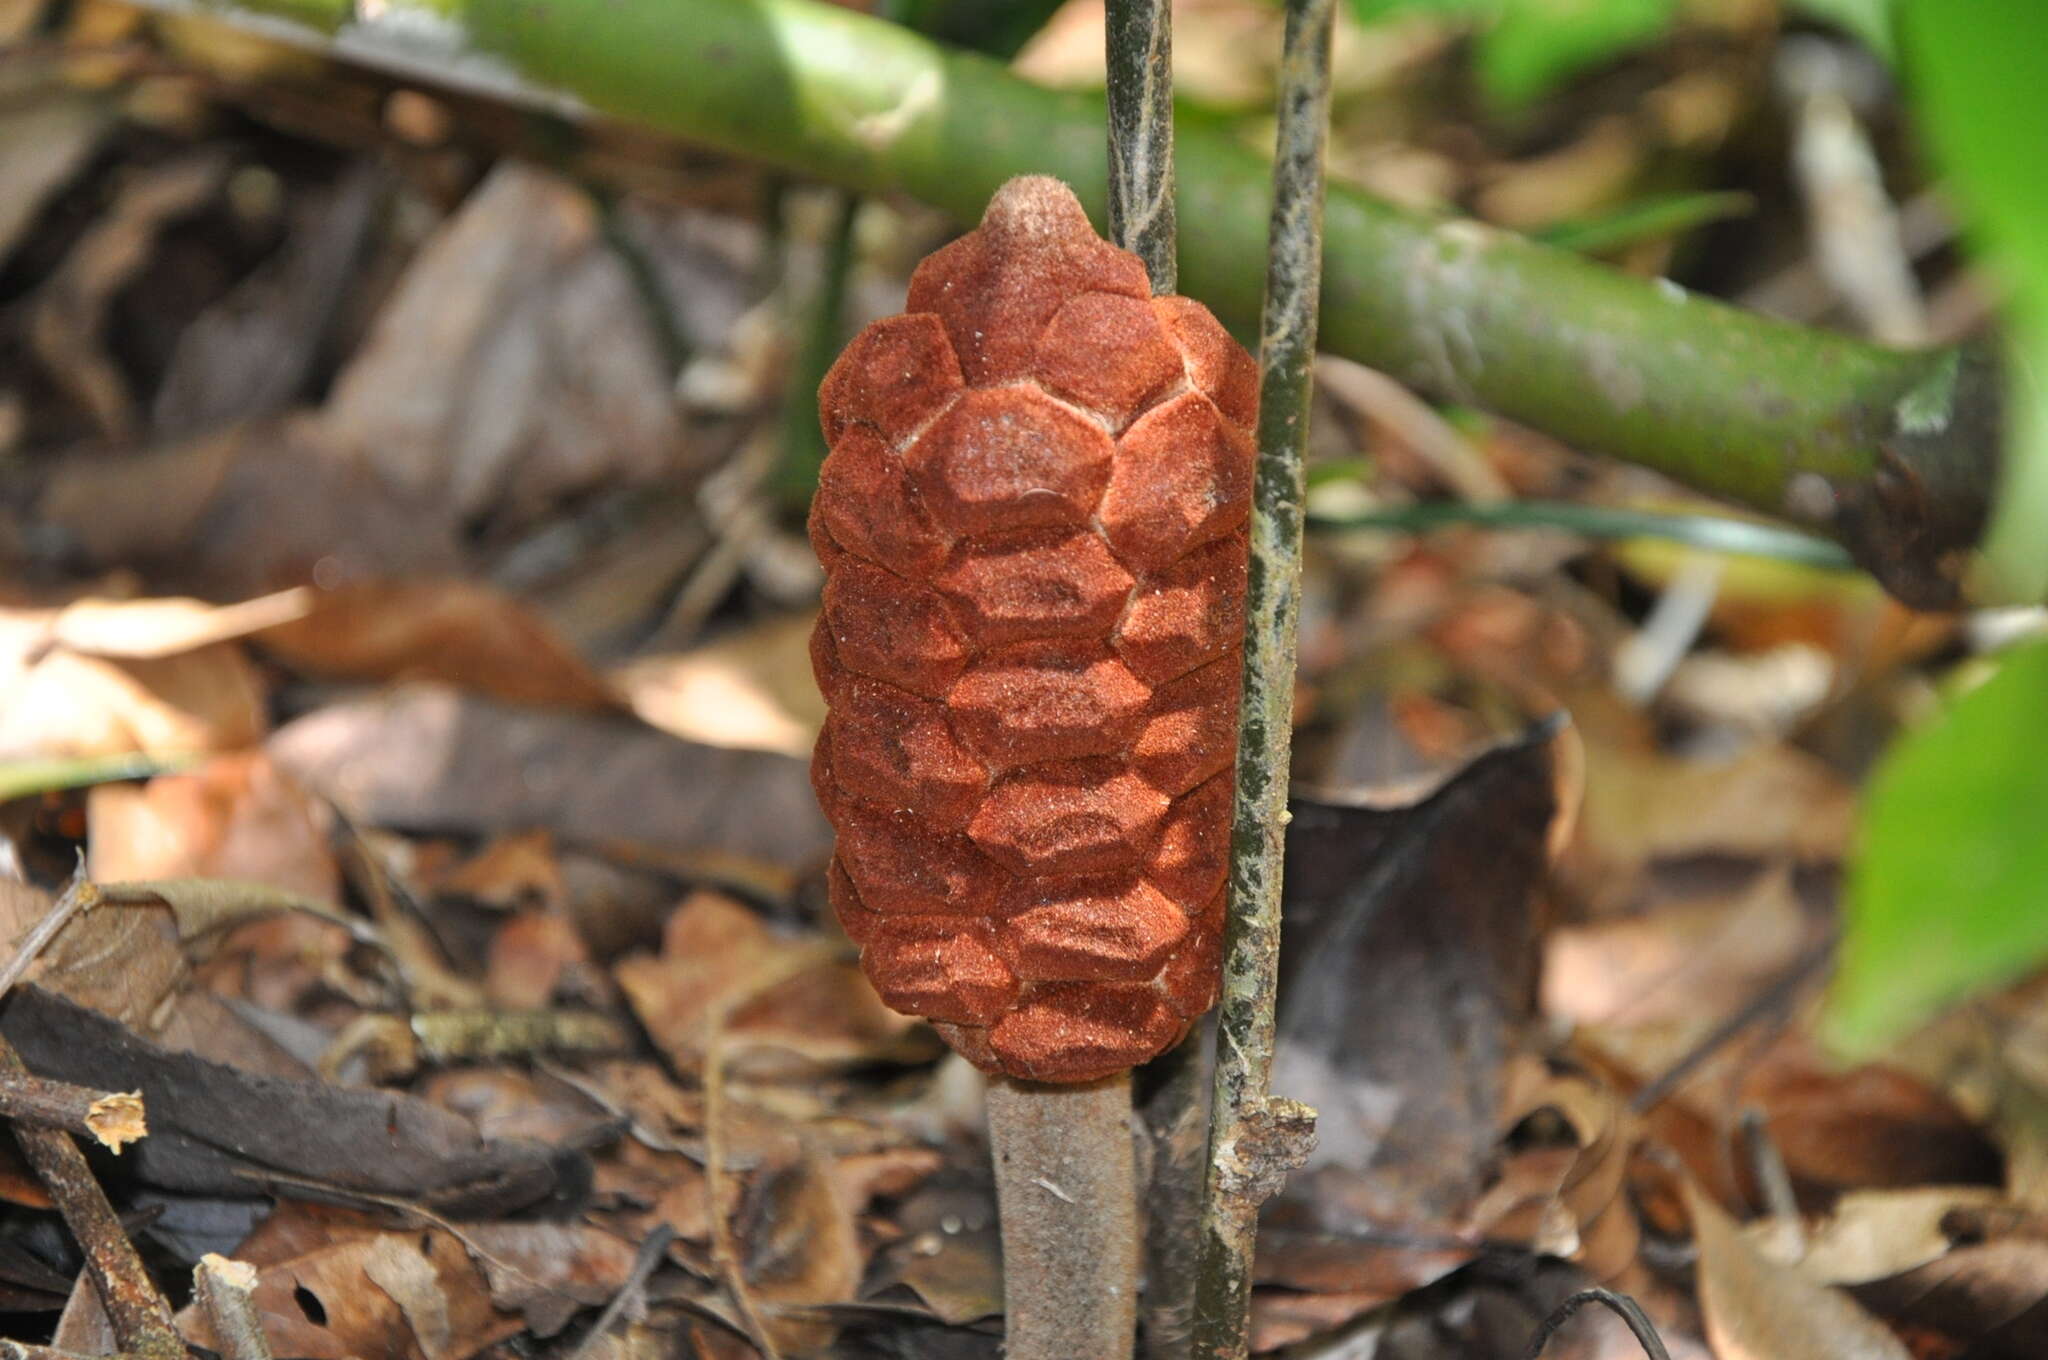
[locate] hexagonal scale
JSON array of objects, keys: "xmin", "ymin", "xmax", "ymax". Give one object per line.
[
  {"xmin": 934, "ymin": 529, "xmax": 1135, "ymax": 647},
  {"xmin": 834, "ymin": 801, "xmax": 1007, "ymax": 917},
  {"xmin": 989, "ymin": 981, "xmax": 1184, "ymax": 1083},
  {"xmin": 1146, "ymin": 771, "xmax": 1233, "ymax": 907},
  {"xmin": 1131, "ymin": 656, "xmax": 1241, "ymax": 796},
  {"xmin": 908, "ymin": 387, "xmax": 1115, "ymax": 538},
  {"xmin": 998, "ymin": 875, "xmax": 1189, "ymax": 982},
  {"xmin": 1100, "ymin": 392, "xmax": 1254, "ymax": 570},
  {"xmin": 821, "ymin": 561, "xmax": 971, "ymax": 701},
  {"xmin": 863, "ymin": 914, "xmax": 1018, "ymax": 1026},
  {"xmin": 827, "ymin": 677, "xmax": 988, "ymax": 830},
  {"xmin": 818, "ymin": 312, "xmax": 964, "ymax": 444},
  {"xmin": 1034, "ymin": 291, "xmax": 1184, "ymax": 430},
  {"xmin": 1113, "ymin": 531, "xmax": 1248, "ymax": 686},
  {"xmin": 967, "ymin": 757, "xmax": 1170, "ymax": 876},
  {"xmin": 948, "ymin": 644, "xmax": 1151, "ymax": 768},
  {"xmin": 814, "ymin": 426, "xmax": 953, "ymax": 577}
]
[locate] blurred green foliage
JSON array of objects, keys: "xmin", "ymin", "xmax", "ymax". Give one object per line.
[
  {"xmin": 1823, "ymin": 0, "xmax": 2048, "ymax": 1055},
  {"xmin": 1341, "ymin": 0, "xmax": 1895, "ymax": 106},
  {"xmin": 1827, "ymin": 642, "xmax": 2048, "ymax": 1056}
]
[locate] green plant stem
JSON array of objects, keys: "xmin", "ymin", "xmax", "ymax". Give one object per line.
[
  {"xmin": 1193, "ymin": 2, "xmax": 1332, "ymax": 1356},
  {"xmin": 121, "ymin": 0, "xmax": 1999, "ymax": 603},
  {"xmin": 1106, "ymin": 0, "xmax": 1176, "ymax": 292},
  {"xmin": 1309, "ymin": 499, "xmax": 1857, "ymax": 569}
]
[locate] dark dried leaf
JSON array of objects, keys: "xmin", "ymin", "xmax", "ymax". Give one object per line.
[{"xmin": 0, "ymin": 986, "xmax": 571, "ymax": 1215}]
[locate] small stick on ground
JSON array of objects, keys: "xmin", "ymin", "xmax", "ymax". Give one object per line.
[
  {"xmin": 1192, "ymin": 0, "xmax": 1337, "ymax": 1355},
  {"xmin": 987, "ymin": 1075, "xmax": 1141, "ymax": 1360},
  {"xmin": 0, "ymin": 1072, "xmax": 144, "ymax": 1153},
  {"xmin": 0, "ymin": 1037, "xmax": 182, "ymax": 1360},
  {"xmin": 193, "ymin": 1254, "xmax": 272, "ymax": 1360}
]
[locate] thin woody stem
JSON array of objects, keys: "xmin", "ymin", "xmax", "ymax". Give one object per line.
[
  {"xmin": 1106, "ymin": 4, "xmax": 1212, "ymax": 1356},
  {"xmin": 1106, "ymin": 0, "xmax": 1176, "ymax": 293},
  {"xmin": 1193, "ymin": 1, "xmax": 1334, "ymax": 1356}
]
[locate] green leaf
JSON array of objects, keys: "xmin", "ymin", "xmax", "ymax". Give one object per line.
[
  {"xmin": 1825, "ymin": 640, "xmax": 2048, "ymax": 1057},
  {"xmin": 1900, "ymin": 0, "xmax": 2048, "ymax": 601},
  {"xmin": 1476, "ymin": 0, "xmax": 1680, "ymax": 107}
]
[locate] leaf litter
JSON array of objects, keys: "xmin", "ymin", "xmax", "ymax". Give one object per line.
[{"xmin": 0, "ymin": 5, "xmax": 2043, "ymax": 1358}]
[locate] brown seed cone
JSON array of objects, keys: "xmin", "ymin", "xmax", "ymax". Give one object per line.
[{"xmin": 809, "ymin": 176, "xmax": 1256, "ymax": 1083}]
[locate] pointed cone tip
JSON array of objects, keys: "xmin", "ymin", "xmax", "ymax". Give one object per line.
[{"xmin": 980, "ymin": 175, "xmax": 1092, "ymax": 241}]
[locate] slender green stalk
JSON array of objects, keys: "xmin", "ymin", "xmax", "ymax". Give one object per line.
[
  {"xmin": 125, "ymin": 0, "xmax": 1999, "ymax": 604},
  {"xmin": 1193, "ymin": 2, "xmax": 1333, "ymax": 1356},
  {"xmin": 1308, "ymin": 499, "xmax": 1857, "ymax": 570},
  {"xmin": 1106, "ymin": 0, "xmax": 1176, "ymax": 293},
  {"xmin": 1104, "ymin": 8, "xmax": 1211, "ymax": 1354}
]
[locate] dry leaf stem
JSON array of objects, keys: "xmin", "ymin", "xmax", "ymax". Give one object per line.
[
  {"xmin": 0, "ymin": 1071, "xmax": 144, "ymax": 1152},
  {"xmin": 1193, "ymin": 1, "xmax": 1336, "ymax": 1354},
  {"xmin": 0, "ymin": 1037, "xmax": 182, "ymax": 1360}
]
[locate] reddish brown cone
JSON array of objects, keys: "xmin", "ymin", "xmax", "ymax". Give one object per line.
[{"xmin": 810, "ymin": 176, "xmax": 1255, "ymax": 1083}]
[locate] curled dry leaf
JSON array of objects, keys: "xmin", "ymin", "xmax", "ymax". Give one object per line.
[
  {"xmin": 0, "ymin": 640, "xmax": 266, "ymax": 762},
  {"xmin": 1, "ymin": 987, "xmax": 568, "ymax": 1216},
  {"xmin": 36, "ymin": 417, "xmax": 464, "ymax": 600},
  {"xmin": 31, "ymin": 150, "xmax": 230, "ymax": 442},
  {"xmin": 730, "ymin": 1141, "xmax": 865, "ymax": 1356}
]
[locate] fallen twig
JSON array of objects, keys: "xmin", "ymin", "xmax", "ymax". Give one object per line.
[
  {"xmin": 0, "ymin": 1071, "xmax": 144, "ymax": 1153},
  {"xmin": 193, "ymin": 1254, "xmax": 272, "ymax": 1360},
  {"xmin": 568, "ymin": 1223, "xmax": 675, "ymax": 1360},
  {"xmin": 0, "ymin": 1036, "xmax": 181, "ymax": 1360}
]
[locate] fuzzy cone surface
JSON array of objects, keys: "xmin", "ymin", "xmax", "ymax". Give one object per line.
[{"xmin": 808, "ymin": 175, "xmax": 1256, "ymax": 1083}]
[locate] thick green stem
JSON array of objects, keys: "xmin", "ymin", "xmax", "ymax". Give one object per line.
[
  {"xmin": 130, "ymin": 0, "xmax": 1997, "ymax": 603},
  {"xmin": 1193, "ymin": 1, "xmax": 1332, "ymax": 1356}
]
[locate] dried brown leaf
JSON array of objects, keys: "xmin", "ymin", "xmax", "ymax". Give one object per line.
[
  {"xmin": 616, "ymin": 611, "xmax": 826, "ymax": 758},
  {"xmin": 616, "ymin": 892, "xmax": 929, "ymax": 1076},
  {"xmin": 268, "ymin": 684, "xmax": 832, "ymax": 868},
  {"xmin": 1687, "ymin": 1179, "xmax": 1912, "ymax": 1360},
  {"xmin": 321, "ymin": 161, "xmax": 687, "ymax": 525},
  {"xmin": 255, "ymin": 579, "xmax": 618, "ymax": 710}
]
